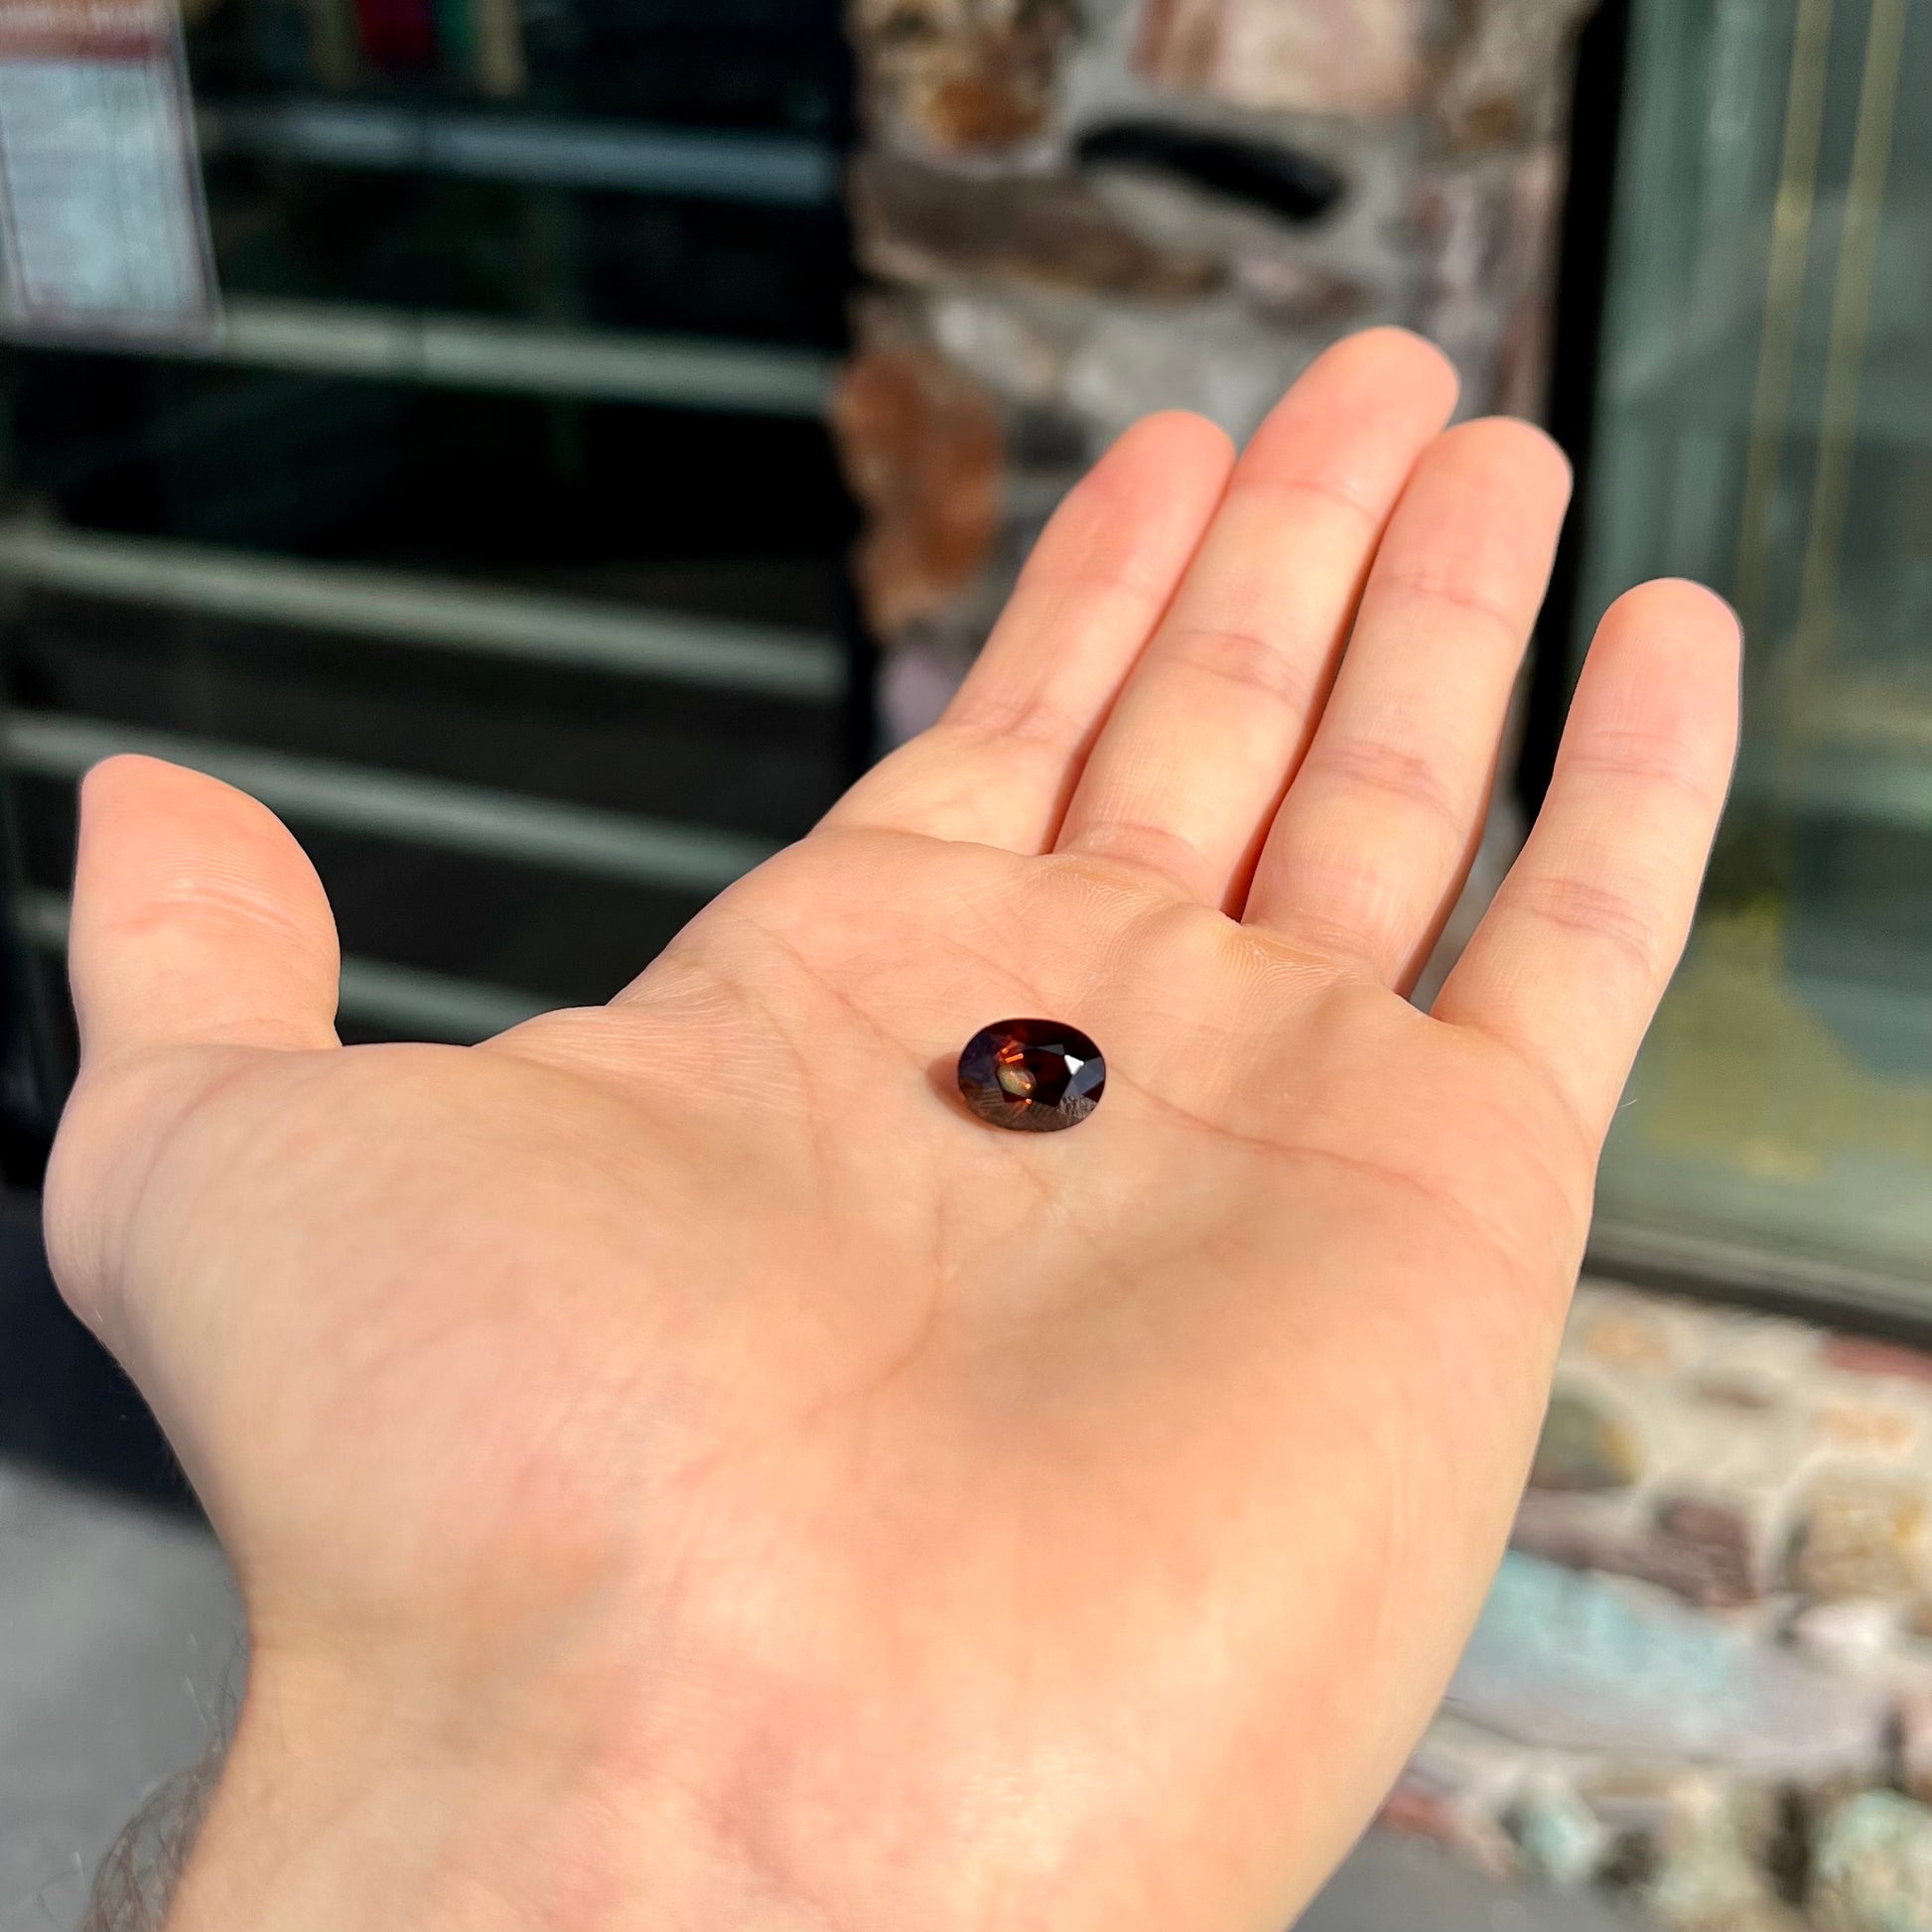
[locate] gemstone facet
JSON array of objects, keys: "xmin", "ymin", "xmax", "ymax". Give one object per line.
[{"xmin": 956, "ymin": 1019, "xmax": 1105, "ymax": 1133}]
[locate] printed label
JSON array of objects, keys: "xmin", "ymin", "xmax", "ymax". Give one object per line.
[{"xmin": 0, "ymin": 0, "xmax": 216, "ymax": 339}]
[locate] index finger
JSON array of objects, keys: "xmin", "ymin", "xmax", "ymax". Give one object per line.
[{"xmin": 1432, "ymin": 579, "xmax": 1741, "ymax": 1143}]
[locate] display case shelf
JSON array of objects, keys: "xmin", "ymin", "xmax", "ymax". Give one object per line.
[
  {"xmin": 0, "ymin": 524, "xmax": 843, "ymax": 699},
  {"xmin": 0, "ymin": 0, "xmax": 862, "ymax": 1156},
  {"xmin": 6, "ymin": 299, "xmax": 835, "ymax": 415},
  {"xmin": 200, "ymin": 99, "xmax": 840, "ymax": 206},
  {"xmin": 1, "ymin": 715, "xmax": 778, "ymax": 892}
]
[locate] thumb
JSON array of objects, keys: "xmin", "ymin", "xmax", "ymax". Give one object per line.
[
  {"xmin": 47, "ymin": 757, "xmax": 342, "ymax": 1339},
  {"xmin": 68, "ymin": 755, "xmax": 342, "ymax": 1066}
]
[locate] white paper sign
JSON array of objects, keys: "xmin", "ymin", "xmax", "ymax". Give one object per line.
[{"xmin": 0, "ymin": 0, "xmax": 216, "ymax": 339}]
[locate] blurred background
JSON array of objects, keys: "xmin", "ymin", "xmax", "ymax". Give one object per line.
[{"xmin": 2, "ymin": 0, "xmax": 1931, "ymax": 1926}]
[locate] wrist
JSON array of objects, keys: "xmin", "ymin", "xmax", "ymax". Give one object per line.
[{"xmin": 163, "ymin": 1645, "xmax": 816, "ymax": 1932}]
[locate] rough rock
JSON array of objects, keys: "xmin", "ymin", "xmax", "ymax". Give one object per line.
[
  {"xmin": 830, "ymin": 324, "xmax": 1004, "ymax": 636},
  {"xmin": 1058, "ymin": 304, "xmax": 1315, "ymax": 442},
  {"xmin": 1530, "ymin": 1388, "xmax": 1643, "ymax": 1492},
  {"xmin": 1826, "ymin": 1337, "xmax": 1932, "ymax": 1389},
  {"xmin": 853, "ymin": 154, "xmax": 1224, "ymax": 298},
  {"xmin": 1652, "ymin": 1496, "xmax": 1766, "ymax": 1607},
  {"xmin": 1897, "ymin": 1685, "xmax": 1932, "ymax": 1807},
  {"xmin": 1449, "ymin": 1553, "xmax": 1886, "ymax": 1773},
  {"xmin": 1788, "ymin": 1599, "xmax": 1903, "ymax": 1677},
  {"xmin": 844, "ymin": 0, "xmax": 1585, "ymax": 714},
  {"xmin": 851, "ymin": 0, "xmax": 1076, "ymax": 156},
  {"xmin": 1406, "ymin": 1287, "xmax": 1932, "ymax": 1913},
  {"xmin": 1812, "ymin": 1791, "xmax": 1932, "ymax": 1932},
  {"xmin": 1231, "ymin": 254, "xmax": 1379, "ymax": 330},
  {"xmin": 1695, "ymin": 1308, "xmax": 1824, "ymax": 1402},
  {"xmin": 1814, "ymin": 1396, "xmax": 1925, "ymax": 1460},
  {"xmin": 1582, "ymin": 1767, "xmax": 1732, "ymax": 1852},
  {"xmin": 922, "ymin": 292, "xmax": 1072, "ymax": 409},
  {"xmin": 1413, "ymin": 144, "xmax": 1564, "ymax": 418},
  {"xmin": 1510, "ymin": 1489, "xmax": 1762, "ymax": 1610},
  {"xmin": 1696, "ymin": 1371, "xmax": 1786, "ymax": 1412},
  {"xmin": 1507, "ymin": 1770, "xmax": 1609, "ymax": 1888},
  {"xmin": 1436, "ymin": 0, "xmax": 1598, "ymax": 150},
  {"xmin": 1378, "ymin": 1778, "xmax": 1517, "ymax": 1876},
  {"xmin": 1133, "ymin": 0, "xmax": 1437, "ymax": 119},
  {"xmin": 1649, "ymin": 1814, "xmax": 1807, "ymax": 1932},
  {"xmin": 1576, "ymin": 1304, "xmax": 1683, "ymax": 1375},
  {"xmin": 1384, "ymin": 1714, "xmax": 1532, "ymax": 1876},
  {"xmin": 1788, "ymin": 1475, "xmax": 1931, "ymax": 1603}
]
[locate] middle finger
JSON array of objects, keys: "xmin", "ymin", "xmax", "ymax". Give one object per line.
[{"xmin": 1051, "ymin": 329, "xmax": 1457, "ymax": 907}]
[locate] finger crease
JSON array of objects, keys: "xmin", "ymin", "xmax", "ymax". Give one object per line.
[
  {"xmin": 1158, "ymin": 623, "xmax": 1319, "ymax": 711},
  {"xmin": 1497, "ymin": 874, "xmax": 1662, "ymax": 982},
  {"xmin": 1058, "ymin": 820, "xmax": 1211, "ymax": 898},
  {"xmin": 1370, "ymin": 569, "xmax": 1527, "ymax": 640},
  {"xmin": 1559, "ymin": 739, "xmax": 1725, "ymax": 809},
  {"xmin": 1227, "ymin": 470, "xmax": 1389, "ymax": 533},
  {"xmin": 112, "ymin": 878, "xmax": 327, "ymax": 959},
  {"xmin": 1305, "ymin": 737, "xmax": 1466, "ymax": 836},
  {"xmin": 943, "ymin": 692, "xmax": 1095, "ymax": 750}
]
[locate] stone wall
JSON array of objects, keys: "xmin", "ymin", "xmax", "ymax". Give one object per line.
[
  {"xmin": 1391, "ymin": 1279, "xmax": 1932, "ymax": 1932},
  {"xmin": 834, "ymin": 0, "xmax": 1596, "ymax": 743}
]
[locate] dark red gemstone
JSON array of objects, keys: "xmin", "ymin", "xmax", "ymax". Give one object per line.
[{"xmin": 956, "ymin": 1019, "xmax": 1105, "ymax": 1133}]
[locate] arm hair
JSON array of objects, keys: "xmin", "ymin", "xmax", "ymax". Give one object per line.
[{"xmin": 79, "ymin": 1748, "xmax": 223, "ymax": 1932}]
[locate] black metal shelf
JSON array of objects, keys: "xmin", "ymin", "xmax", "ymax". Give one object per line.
[{"xmin": 200, "ymin": 98, "xmax": 841, "ymax": 206}]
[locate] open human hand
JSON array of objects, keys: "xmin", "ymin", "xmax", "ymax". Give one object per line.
[{"xmin": 45, "ymin": 330, "xmax": 1738, "ymax": 1932}]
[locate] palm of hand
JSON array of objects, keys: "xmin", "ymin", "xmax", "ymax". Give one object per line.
[{"xmin": 45, "ymin": 334, "xmax": 1737, "ymax": 1932}]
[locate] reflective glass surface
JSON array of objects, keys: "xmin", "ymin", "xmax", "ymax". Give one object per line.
[
  {"xmin": 0, "ymin": 0, "xmax": 857, "ymax": 1131},
  {"xmin": 1578, "ymin": 0, "xmax": 1932, "ymax": 1302}
]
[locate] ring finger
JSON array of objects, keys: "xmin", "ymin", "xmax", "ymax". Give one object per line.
[{"xmin": 1242, "ymin": 418, "xmax": 1573, "ymax": 985}]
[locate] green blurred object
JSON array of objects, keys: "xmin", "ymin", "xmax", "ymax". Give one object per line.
[
  {"xmin": 1569, "ymin": 0, "xmax": 1932, "ymax": 1314},
  {"xmin": 1811, "ymin": 1791, "xmax": 1932, "ymax": 1932},
  {"xmin": 1528, "ymin": 1388, "xmax": 1642, "ymax": 1492}
]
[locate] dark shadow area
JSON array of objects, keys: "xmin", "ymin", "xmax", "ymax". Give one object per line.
[{"xmin": 0, "ymin": 1195, "xmax": 195, "ymax": 1514}]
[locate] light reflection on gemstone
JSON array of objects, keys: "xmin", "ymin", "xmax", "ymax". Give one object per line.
[{"xmin": 957, "ymin": 1020, "xmax": 1106, "ymax": 1133}]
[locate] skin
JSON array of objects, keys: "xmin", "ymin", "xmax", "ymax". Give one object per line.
[{"xmin": 43, "ymin": 329, "xmax": 1740, "ymax": 1932}]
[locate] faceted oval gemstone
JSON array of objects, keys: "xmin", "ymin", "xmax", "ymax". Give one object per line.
[{"xmin": 956, "ymin": 1019, "xmax": 1106, "ymax": 1133}]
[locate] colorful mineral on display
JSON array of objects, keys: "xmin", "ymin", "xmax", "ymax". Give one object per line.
[
  {"xmin": 1787, "ymin": 1475, "xmax": 1931, "ymax": 1603},
  {"xmin": 1406, "ymin": 1282, "xmax": 1932, "ymax": 1927},
  {"xmin": 1508, "ymin": 1772, "xmax": 1610, "ymax": 1889},
  {"xmin": 1449, "ymin": 1553, "xmax": 1885, "ymax": 1771},
  {"xmin": 1529, "ymin": 1388, "xmax": 1643, "ymax": 1491},
  {"xmin": 1812, "ymin": 1793, "xmax": 1932, "ymax": 1932}
]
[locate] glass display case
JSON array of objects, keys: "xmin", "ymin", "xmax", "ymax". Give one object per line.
[
  {"xmin": 0, "ymin": 0, "xmax": 864, "ymax": 1161},
  {"xmin": 1550, "ymin": 0, "xmax": 1932, "ymax": 1314}
]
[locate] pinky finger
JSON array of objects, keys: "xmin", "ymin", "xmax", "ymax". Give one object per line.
[{"xmin": 1433, "ymin": 580, "xmax": 1741, "ymax": 1145}]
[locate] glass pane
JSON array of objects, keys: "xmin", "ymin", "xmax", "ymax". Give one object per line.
[
  {"xmin": 0, "ymin": 0, "xmax": 858, "ymax": 1103},
  {"xmin": 1579, "ymin": 0, "xmax": 1932, "ymax": 1299}
]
